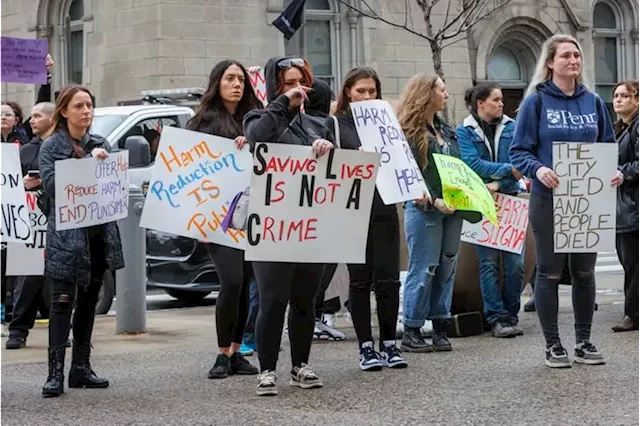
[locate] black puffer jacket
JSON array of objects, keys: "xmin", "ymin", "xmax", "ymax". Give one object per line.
[
  {"xmin": 39, "ymin": 128, "xmax": 124, "ymax": 286},
  {"xmin": 616, "ymin": 113, "xmax": 639, "ymax": 233}
]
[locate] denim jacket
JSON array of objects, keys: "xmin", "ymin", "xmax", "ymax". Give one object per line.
[{"xmin": 456, "ymin": 114, "xmax": 520, "ymax": 195}]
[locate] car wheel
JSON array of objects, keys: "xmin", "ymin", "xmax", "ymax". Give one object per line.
[
  {"xmin": 95, "ymin": 272, "xmax": 115, "ymax": 315},
  {"xmin": 165, "ymin": 289, "xmax": 211, "ymax": 304}
]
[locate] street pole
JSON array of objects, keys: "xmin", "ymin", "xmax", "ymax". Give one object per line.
[{"xmin": 115, "ymin": 185, "xmax": 147, "ymax": 334}]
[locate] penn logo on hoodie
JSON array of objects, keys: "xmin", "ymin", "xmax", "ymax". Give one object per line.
[{"xmin": 545, "ymin": 108, "xmax": 597, "ymax": 131}]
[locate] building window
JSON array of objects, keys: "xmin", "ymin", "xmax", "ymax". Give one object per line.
[
  {"xmin": 67, "ymin": 0, "xmax": 84, "ymax": 84},
  {"xmin": 284, "ymin": 0, "xmax": 337, "ymax": 88},
  {"xmin": 488, "ymin": 46, "xmax": 523, "ymax": 81},
  {"xmin": 592, "ymin": 1, "xmax": 622, "ymax": 117}
]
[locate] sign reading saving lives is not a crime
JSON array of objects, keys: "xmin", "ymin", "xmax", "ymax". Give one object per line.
[
  {"xmin": 7, "ymin": 192, "xmax": 46, "ymax": 276},
  {"xmin": 244, "ymin": 143, "xmax": 380, "ymax": 264},
  {"xmin": 1, "ymin": 143, "xmax": 31, "ymax": 243}
]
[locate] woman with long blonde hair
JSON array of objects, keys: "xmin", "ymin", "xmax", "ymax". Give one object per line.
[
  {"xmin": 510, "ymin": 34, "xmax": 620, "ymax": 367},
  {"xmin": 398, "ymin": 74, "xmax": 480, "ymax": 353}
]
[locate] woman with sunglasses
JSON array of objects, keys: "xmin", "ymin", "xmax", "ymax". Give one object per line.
[{"xmin": 243, "ymin": 56, "xmax": 334, "ymax": 396}]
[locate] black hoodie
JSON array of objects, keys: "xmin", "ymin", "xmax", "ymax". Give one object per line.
[
  {"xmin": 243, "ymin": 56, "xmax": 334, "ymax": 147},
  {"xmin": 305, "ymin": 78, "xmax": 333, "ymax": 118}
]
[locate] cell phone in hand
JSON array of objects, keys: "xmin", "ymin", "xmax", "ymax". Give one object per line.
[{"xmin": 28, "ymin": 170, "xmax": 40, "ymax": 178}]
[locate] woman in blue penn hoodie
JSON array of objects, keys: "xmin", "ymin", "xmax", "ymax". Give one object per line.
[
  {"xmin": 457, "ymin": 82, "xmax": 525, "ymax": 339},
  {"xmin": 509, "ymin": 34, "xmax": 622, "ymax": 368}
]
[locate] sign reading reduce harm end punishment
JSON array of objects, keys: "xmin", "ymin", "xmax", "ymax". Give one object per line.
[{"xmin": 552, "ymin": 142, "xmax": 617, "ymax": 253}]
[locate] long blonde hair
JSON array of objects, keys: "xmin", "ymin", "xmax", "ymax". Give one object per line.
[
  {"xmin": 397, "ymin": 73, "xmax": 440, "ymax": 169},
  {"xmin": 524, "ymin": 34, "xmax": 589, "ymax": 98}
]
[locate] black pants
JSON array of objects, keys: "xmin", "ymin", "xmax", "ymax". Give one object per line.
[
  {"xmin": 529, "ymin": 195, "xmax": 597, "ymax": 347},
  {"xmin": 349, "ymin": 207, "xmax": 400, "ymax": 346},
  {"xmin": 8, "ymin": 276, "xmax": 45, "ymax": 338},
  {"xmin": 616, "ymin": 231, "xmax": 639, "ymax": 318},
  {"xmin": 253, "ymin": 261, "xmax": 324, "ymax": 372},
  {"xmin": 315, "ymin": 263, "xmax": 341, "ymax": 319},
  {"xmin": 204, "ymin": 244, "xmax": 252, "ymax": 348},
  {"xmin": 49, "ymin": 235, "xmax": 107, "ymax": 348}
]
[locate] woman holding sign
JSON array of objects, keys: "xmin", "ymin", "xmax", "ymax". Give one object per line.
[
  {"xmin": 187, "ymin": 60, "xmax": 263, "ymax": 379},
  {"xmin": 38, "ymin": 85, "xmax": 124, "ymax": 397},
  {"xmin": 243, "ymin": 56, "xmax": 334, "ymax": 396},
  {"xmin": 326, "ymin": 67, "xmax": 407, "ymax": 371},
  {"xmin": 510, "ymin": 34, "xmax": 619, "ymax": 368}
]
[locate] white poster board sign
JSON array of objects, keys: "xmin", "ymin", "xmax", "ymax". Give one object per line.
[
  {"xmin": 245, "ymin": 143, "xmax": 380, "ymax": 263},
  {"xmin": 7, "ymin": 192, "xmax": 46, "ymax": 276},
  {"xmin": 55, "ymin": 151, "xmax": 130, "ymax": 231},
  {"xmin": 140, "ymin": 127, "xmax": 252, "ymax": 249},
  {"xmin": 553, "ymin": 142, "xmax": 617, "ymax": 253},
  {"xmin": 461, "ymin": 193, "xmax": 529, "ymax": 255},
  {"xmin": 248, "ymin": 68, "xmax": 268, "ymax": 106},
  {"xmin": 350, "ymin": 99, "xmax": 429, "ymax": 205},
  {"xmin": 1, "ymin": 143, "xmax": 31, "ymax": 243}
]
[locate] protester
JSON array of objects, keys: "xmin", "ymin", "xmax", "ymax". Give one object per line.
[
  {"xmin": 399, "ymin": 74, "xmax": 480, "ymax": 353},
  {"xmin": 611, "ymin": 81, "xmax": 639, "ymax": 332},
  {"xmin": 457, "ymin": 82, "xmax": 525, "ymax": 338},
  {"xmin": 1, "ymin": 102, "xmax": 30, "ymax": 145},
  {"xmin": 5, "ymin": 102, "xmax": 56, "ymax": 350},
  {"xmin": 327, "ymin": 67, "xmax": 406, "ymax": 370},
  {"xmin": 187, "ymin": 60, "xmax": 262, "ymax": 379},
  {"xmin": 510, "ymin": 34, "xmax": 619, "ymax": 368},
  {"xmin": 243, "ymin": 56, "xmax": 334, "ymax": 396},
  {"xmin": 39, "ymin": 85, "xmax": 124, "ymax": 397}
]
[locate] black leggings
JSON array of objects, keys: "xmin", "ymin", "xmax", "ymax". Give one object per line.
[
  {"xmin": 204, "ymin": 244, "xmax": 252, "ymax": 348},
  {"xmin": 253, "ymin": 262, "xmax": 324, "ymax": 372},
  {"xmin": 315, "ymin": 263, "xmax": 341, "ymax": 319},
  {"xmin": 349, "ymin": 207, "xmax": 401, "ymax": 346},
  {"xmin": 616, "ymin": 231, "xmax": 639, "ymax": 318}
]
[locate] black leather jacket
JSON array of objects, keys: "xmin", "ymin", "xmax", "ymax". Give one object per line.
[{"xmin": 616, "ymin": 113, "xmax": 639, "ymax": 233}]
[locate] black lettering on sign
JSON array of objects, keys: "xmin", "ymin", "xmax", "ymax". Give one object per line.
[{"xmin": 1, "ymin": 203, "xmax": 31, "ymax": 241}]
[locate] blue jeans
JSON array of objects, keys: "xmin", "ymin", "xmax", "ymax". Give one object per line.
[
  {"xmin": 474, "ymin": 245, "xmax": 524, "ymax": 325},
  {"xmin": 242, "ymin": 277, "xmax": 259, "ymax": 345},
  {"xmin": 403, "ymin": 203, "xmax": 463, "ymax": 328}
]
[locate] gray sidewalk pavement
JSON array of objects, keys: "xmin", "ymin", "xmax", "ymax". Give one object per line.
[{"xmin": 1, "ymin": 276, "xmax": 637, "ymax": 426}]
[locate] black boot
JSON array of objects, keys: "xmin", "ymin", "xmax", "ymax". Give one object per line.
[
  {"xmin": 401, "ymin": 326, "xmax": 433, "ymax": 353},
  {"xmin": 42, "ymin": 346, "xmax": 65, "ymax": 398},
  {"xmin": 68, "ymin": 344, "xmax": 109, "ymax": 389},
  {"xmin": 432, "ymin": 319, "xmax": 452, "ymax": 352}
]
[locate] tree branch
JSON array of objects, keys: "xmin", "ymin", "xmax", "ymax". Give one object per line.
[
  {"xmin": 441, "ymin": 0, "xmax": 512, "ymax": 41},
  {"xmin": 439, "ymin": 0, "xmax": 486, "ymax": 36}
]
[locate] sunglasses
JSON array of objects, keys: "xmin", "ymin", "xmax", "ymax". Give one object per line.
[{"xmin": 277, "ymin": 58, "xmax": 305, "ymax": 69}]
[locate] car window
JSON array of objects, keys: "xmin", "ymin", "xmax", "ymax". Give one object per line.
[
  {"xmin": 91, "ymin": 114, "xmax": 128, "ymax": 139},
  {"xmin": 117, "ymin": 116, "xmax": 179, "ymax": 165}
]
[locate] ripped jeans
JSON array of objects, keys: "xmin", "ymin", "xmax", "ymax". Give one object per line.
[
  {"xmin": 530, "ymin": 194, "xmax": 597, "ymax": 348},
  {"xmin": 403, "ymin": 203, "xmax": 463, "ymax": 328}
]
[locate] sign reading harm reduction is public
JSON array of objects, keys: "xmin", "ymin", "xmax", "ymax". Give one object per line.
[{"xmin": 244, "ymin": 143, "xmax": 380, "ymax": 263}]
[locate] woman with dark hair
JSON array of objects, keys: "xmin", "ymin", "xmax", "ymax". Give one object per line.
[
  {"xmin": 187, "ymin": 60, "xmax": 263, "ymax": 379},
  {"xmin": 457, "ymin": 82, "xmax": 525, "ymax": 338},
  {"xmin": 39, "ymin": 85, "xmax": 124, "ymax": 397},
  {"xmin": 243, "ymin": 56, "xmax": 334, "ymax": 396},
  {"xmin": 326, "ymin": 67, "xmax": 407, "ymax": 371},
  {"xmin": 1, "ymin": 101, "xmax": 29, "ymax": 145}
]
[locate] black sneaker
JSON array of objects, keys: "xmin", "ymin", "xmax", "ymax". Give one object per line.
[
  {"xmin": 208, "ymin": 354, "xmax": 231, "ymax": 379},
  {"xmin": 358, "ymin": 343, "xmax": 383, "ymax": 371},
  {"xmin": 380, "ymin": 344, "xmax": 408, "ymax": 369},
  {"xmin": 574, "ymin": 342, "xmax": 605, "ymax": 365},
  {"xmin": 230, "ymin": 352, "xmax": 258, "ymax": 375},
  {"xmin": 545, "ymin": 343, "xmax": 571, "ymax": 368},
  {"xmin": 5, "ymin": 335, "xmax": 26, "ymax": 349}
]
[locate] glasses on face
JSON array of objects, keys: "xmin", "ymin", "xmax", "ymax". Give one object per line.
[
  {"xmin": 0, "ymin": 112, "xmax": 15, "ymax": 118},
  {"xmin": 277, "ymin": 58, "xmax": 305, "ymax": 69}
]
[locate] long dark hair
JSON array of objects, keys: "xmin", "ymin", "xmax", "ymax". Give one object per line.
[
  {"xmin": 464, "ymin": 82, "xmax": 501, "ymax": 113},
  {"xmin": 44, "ymin": 84, "xmax": 93, "ymax": 158},
  {"xmin": 188, "ymin": 60, "xmax": 262, "ymax": 138},
  {"xmin": 334, "ymin": 67, "xmax": 382, "ymax": 115},
  {"xmin": 612, "ymin": 81, "xmax": 639, "ymax": 134}
]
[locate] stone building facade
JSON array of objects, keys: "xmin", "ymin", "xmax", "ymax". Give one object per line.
[{"xmin": 2, "ymin": 0, "xmax": 638, "ymax": 121}]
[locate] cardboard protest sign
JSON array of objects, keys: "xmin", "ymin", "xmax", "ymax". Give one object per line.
[
  {"xmin": 552, "ymin": 142, "xmax": 617, "ymax": 252},
  {"xmin": 461, "ymin": 193, "xmax": 529, "ymax": 254},
  {"xmin": 432, "ymin": 153, "xmax": 498, "ymax": 225},
  {"xmin": 140, "ymin": 127, "xmax": 252, "ymax": 248},
  {"xmin": 350, "ymin": 100, "xmax": 429, "ymax": 204},
  {"xmin": 1, "ymin": 37, "xmax": 48, "ymax": 84},
  {"xmin": 1, "ymin": 143, "xmax": 32, "ymax": 243},
  {"xmin": 245, "ymin": 143, "xmax": 380, "ymax": 263},
  {"xmin": 55, "ymin": 151, "xmax": 130, "ymax": 231},
  {"xmin": 248, "ymin": 68, "xmax": 268, "ymax": 106},
  {"xmin": 7, "ymin": 192, "xmax": 46, "ymax": 276}
]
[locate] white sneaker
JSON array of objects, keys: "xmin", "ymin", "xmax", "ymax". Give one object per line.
[
  {"xmin": 290, "ymin": 363, "xmax": 323, "ymax": 389},
  {"xmin": 322, "ymin": 313, "xmax": 336, "ymax": 328},
  {"xmin": 256, "ymin": 370, "xmax": 278, "ymax": 396},
  {"xmin": 313, "ymin": 320, "xmax": 345, "ymax": 341}
]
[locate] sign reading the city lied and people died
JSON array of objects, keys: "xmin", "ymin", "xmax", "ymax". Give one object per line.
[
  {"xmin": 432, "ymin": 153, "xmax": 498, "ymax": 225},
  {"xmin": 7, "ymin": 192, "xmax": 46, "ymax": 276},
  {"xmin": 245, "ymin": 143, "xmax": 380, "ymax": 263},
  {"xmin": 461, "ymin": 193, "xmax": 529, "ymax": 255},
  {"xmin": 350, "ymin": 100, "xmax": 429, "ymax": 204},
  {"xmin": 1, "ymin": 37, "xmax": 48, "ymax": 84},
  {"xmin": 248, "ymin": 68, "xmax": 268, "ymax": 106},
  {"xmin": 140, "ymin": 127, "xmax": 252, "ymax": 249},
  {"xmin": 553, "ymin": 142, "xmax": 617, "ymax": 252},
  {"xmin": 1, "ymin": 143, "xmax": 32, "ymax": 243},
  {"xmin": 55, "ymin": 151, "xmax": 130, "ymax": 231}
]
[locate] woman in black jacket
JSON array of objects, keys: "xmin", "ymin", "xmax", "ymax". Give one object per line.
[
  {"xmin": 187, "ymin": 60, "xmax": 262, "ymax": 379},
  {"xmin": 39, "ymin": 85, "xmax": 124, "ymax": 398},
  {"xmin": 243, "ymin": 56, "xmax": 334, "ymax": 396},
  {"xmin": 611, "ymin": 81, "xmax": 639, "ymax": 332},
  {"xmin": 325, "ymin": 67, "xmax": 407, "ymax": 371}
]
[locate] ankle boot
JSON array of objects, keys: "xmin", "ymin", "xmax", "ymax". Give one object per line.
[
  {"xmin": 401, "ymin": 326, "xmax": 434, "ymax": 353},
  {"xmin": 42, "ymin": 346, "xmax": 65, "ymax": 398},
  {"xmin": 68, "ymin": 344, "xmax": 109, "ymax": 388},
  {"xmin": 432, "ymin": 319, "xmax": 452, "ymax": 352}
]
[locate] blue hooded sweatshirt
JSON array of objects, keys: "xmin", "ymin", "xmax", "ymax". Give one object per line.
[{"xmin": 509, "ymin": 80, "xmax": 615, "ymax": 198}]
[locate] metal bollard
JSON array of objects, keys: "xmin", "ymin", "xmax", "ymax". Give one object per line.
[{"xmin": 115, "ymin": 185, "xmax": 147, "ymax": 334}]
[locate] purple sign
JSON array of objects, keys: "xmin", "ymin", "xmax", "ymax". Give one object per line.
[{"xmin": 1, "ymin": 37, "xmax": 48, "ymax": 84}]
